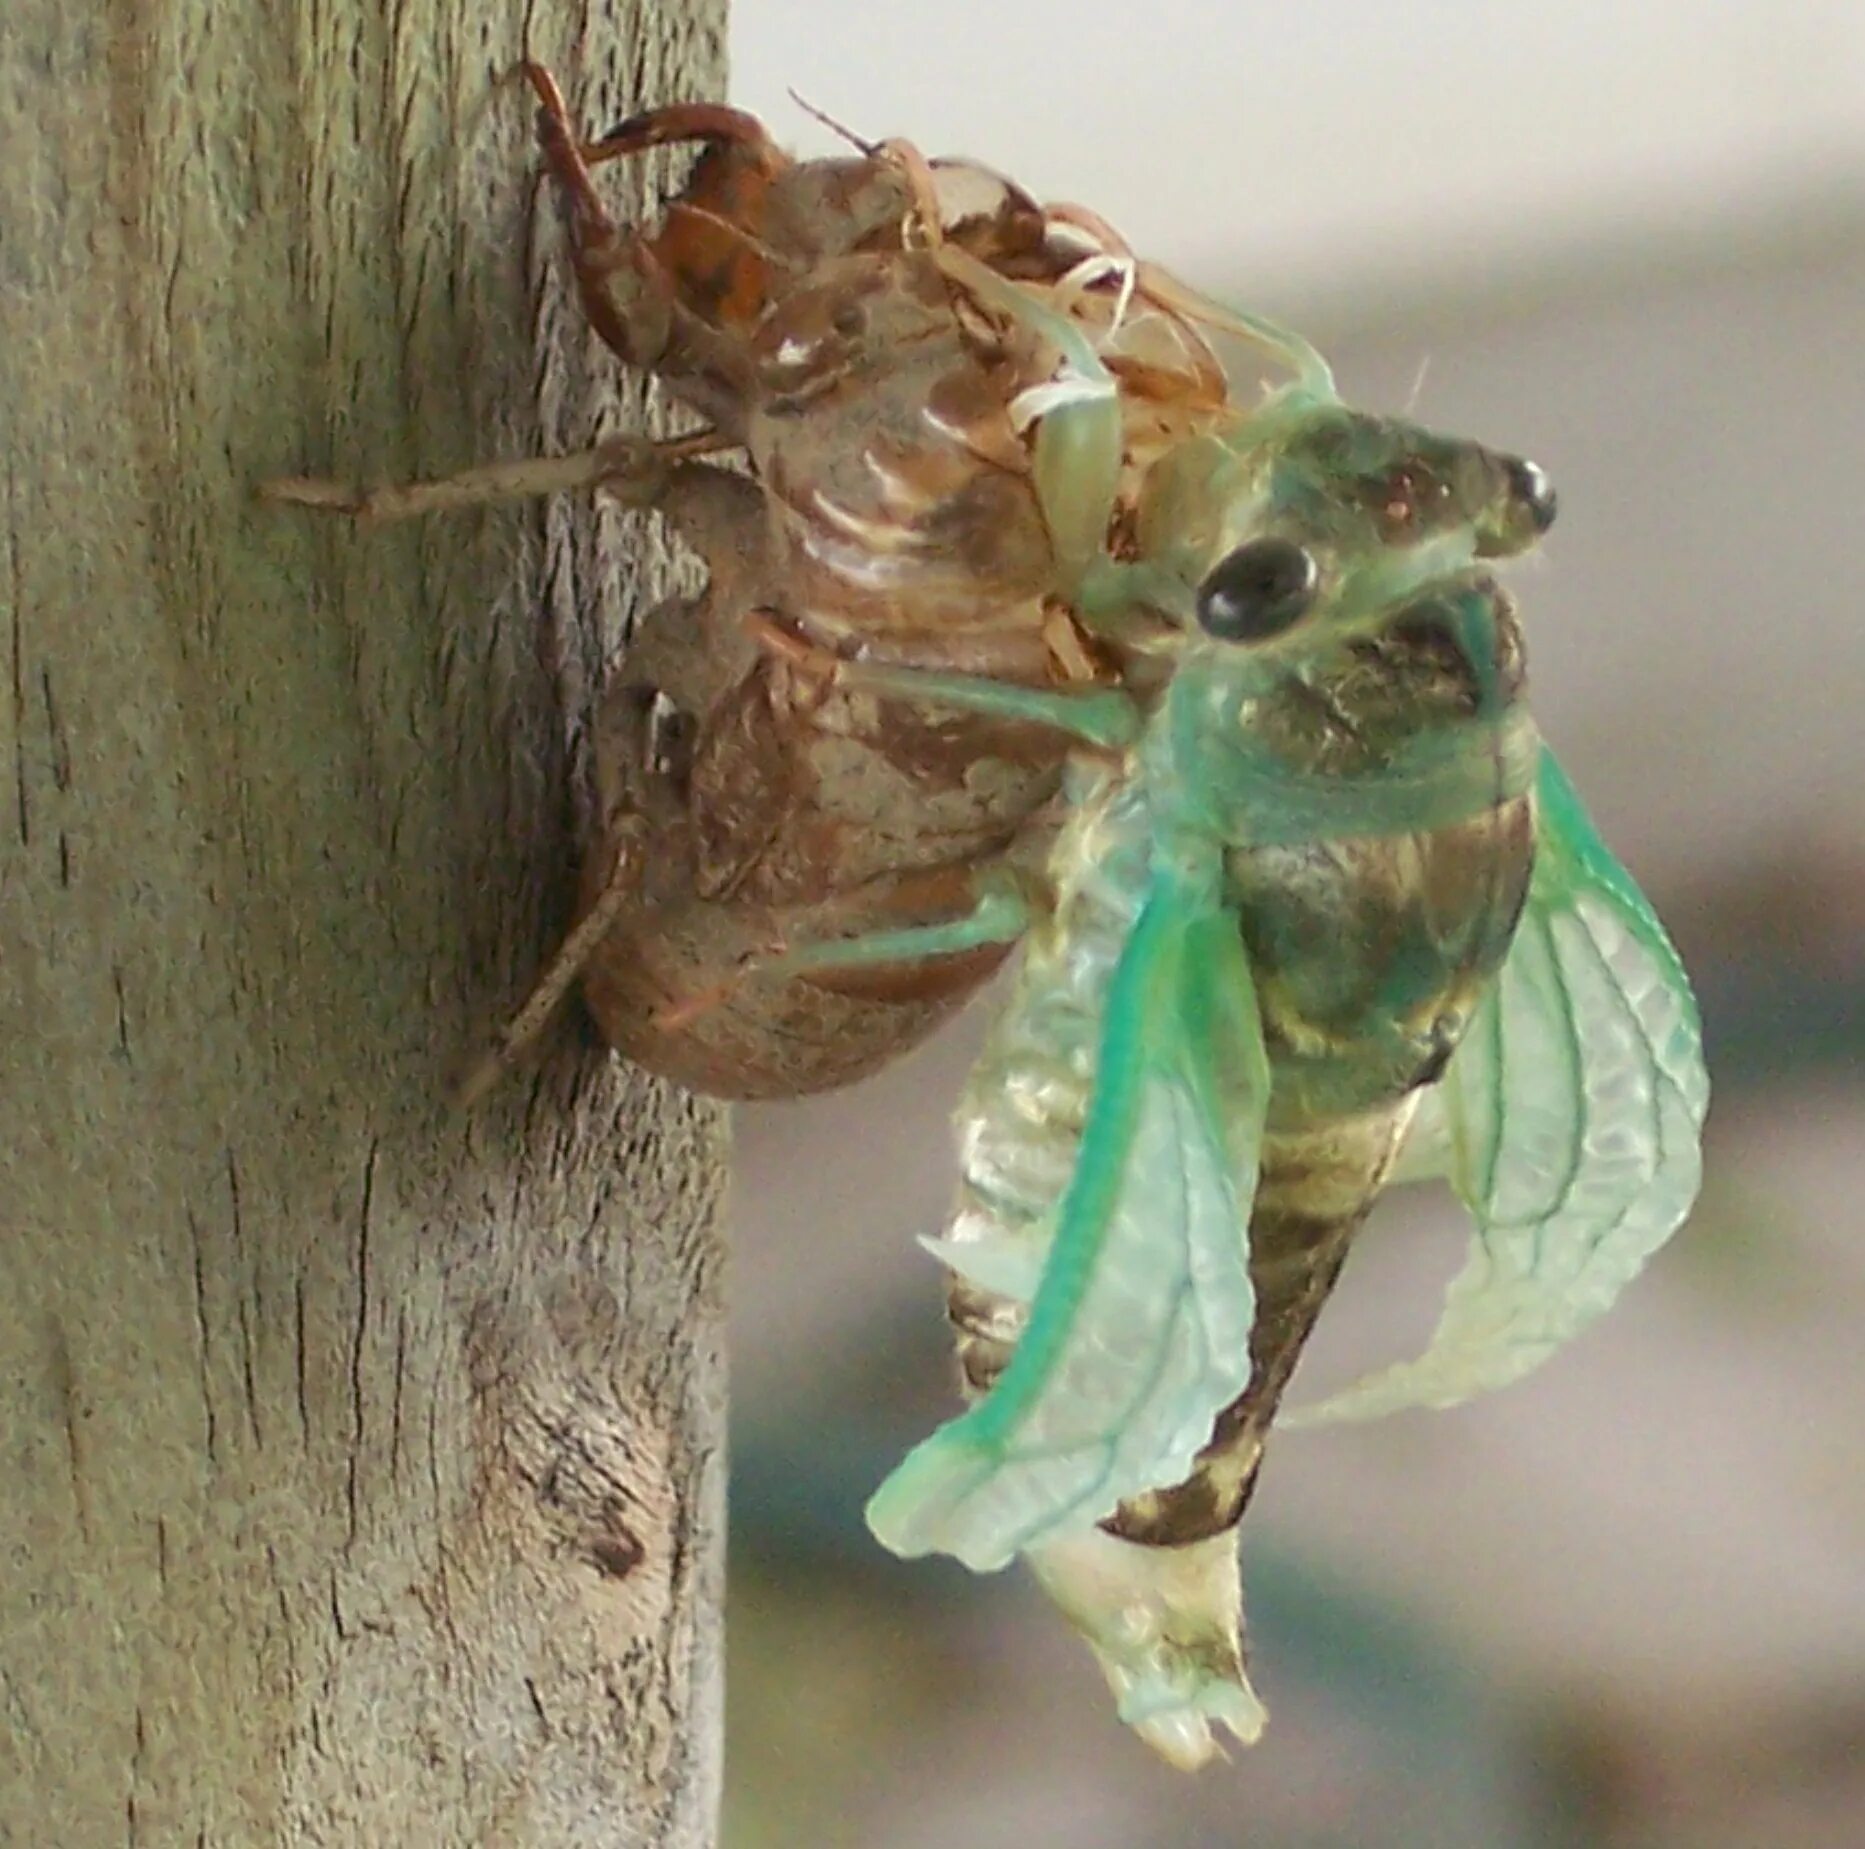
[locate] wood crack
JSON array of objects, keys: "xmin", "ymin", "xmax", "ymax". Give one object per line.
[
  {"xmin": 8, "ymin": 470, "xmax": 27, "ymax": 848},
  {"xmin": 186, "ymin": 1208, "xmax": 219, "ymax": 1465},
  {"xmin": 344, "ymin": 1137, "xmax": 380, "ymax": 1547}
]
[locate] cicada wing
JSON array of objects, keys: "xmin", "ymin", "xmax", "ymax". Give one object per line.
[
  {"xmin": 1290, "ymin": 749, "xmax": 1708, "ymax": 1426},
  {"xmin": 866, "ymin": 875, "xmax": 1270, "ymax": 1571}
]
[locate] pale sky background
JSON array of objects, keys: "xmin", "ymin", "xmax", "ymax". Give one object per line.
[
  {"xmin": 719, "ymin": 11, "xmax": 1865, "ymax": 1839},
  {"xmin": 733, "ymin": 0, "xmax": 1865, "ymax": 308}
]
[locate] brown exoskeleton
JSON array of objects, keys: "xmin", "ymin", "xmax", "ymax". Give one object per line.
[{"xmin": 269, "ymin": 65, "xmax": 1228, "ymax": 1101}]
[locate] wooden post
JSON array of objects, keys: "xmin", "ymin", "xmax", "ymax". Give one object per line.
[{"xmin": 0, "ymin": 3, "xmax": 729, "ymax": 1842}]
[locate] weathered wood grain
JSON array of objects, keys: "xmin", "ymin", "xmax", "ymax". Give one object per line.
[{"xmin": 0, "ymin": 3, "xmax": 729, "ymax": 1842}]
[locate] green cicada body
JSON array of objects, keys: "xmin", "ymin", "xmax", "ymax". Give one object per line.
[{"xmin": 848, "ymin": 278, "xmax": 1708, "ymax": 1765}]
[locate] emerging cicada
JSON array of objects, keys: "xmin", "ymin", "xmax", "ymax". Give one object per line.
[
  {"xmin": 830, "ymin": 230, "xmax": 1709, "ymax": 1764},
  {"xmin": 269, "ymin": 69, "xmax": 1709, "ymax": 1768}
]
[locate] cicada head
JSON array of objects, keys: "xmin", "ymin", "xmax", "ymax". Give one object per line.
[
  {"xmin": 1252, "ymin": 404, "xmax": 1555, "ymax": 559},
  {"xmin": 1132, "ymin": 396, "xmax": 1556, "ymax": 669}
]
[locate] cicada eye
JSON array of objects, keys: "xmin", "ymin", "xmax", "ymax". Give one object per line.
[
  {"xmin": 1195, "ymin": 539, "xmax": 1320, "ymax": 642},
  {"xmin": 1506, "ymin": 457, "xmax": 1558, "ymax": 535},
  {"xmin": 1475, "ymin": 454, "xmax": 1560, "ymax": 557}
]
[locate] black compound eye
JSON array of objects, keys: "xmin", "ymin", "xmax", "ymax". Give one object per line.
[
  {"xmin": 1506, "ymin": 457, "xmax": 1558, "ymax": 534},
  {"xmin": 1195, "ymin": 538, "xmax": 1320, "ymax": 642}
]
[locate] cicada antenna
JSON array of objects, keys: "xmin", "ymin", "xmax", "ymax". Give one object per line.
[
  {"xmin": 783, "ymin": 91, "xmax": 945, "ymax": 246},
  {"xmin": 1404, "ymin": 353, "xmax": 1433, "ymax": 415},
  {"xmin": 786, "ymin": 89, "xmax": 877, "ymax": 155}
]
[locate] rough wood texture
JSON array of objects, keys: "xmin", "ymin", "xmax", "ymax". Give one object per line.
[{"xmin": 0, "ymin": 4, "xmax": 730, "ymax": 1843}]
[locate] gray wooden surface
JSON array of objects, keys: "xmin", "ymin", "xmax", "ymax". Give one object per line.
[{"xmin": 1, "ymin": 6, "xmax": 730, "ymax": 1842}]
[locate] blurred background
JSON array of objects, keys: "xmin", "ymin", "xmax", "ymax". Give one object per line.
[{"xmin": 716, "ymin": 3, "xmax": 1865, "ymax": 1842}]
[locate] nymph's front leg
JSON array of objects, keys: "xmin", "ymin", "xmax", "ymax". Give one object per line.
[
  {"xmin": 260, "ymin": 430, "xmax": 725, "ymax": 525},
  {"xmin": 748, "ymin": 613, "xmax": 1140, "ymax": 752},
  {"xmin": 523, "ymin": 62, "xmax": 779, "ymax": 407}
]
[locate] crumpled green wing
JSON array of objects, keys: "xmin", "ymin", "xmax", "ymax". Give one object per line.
[
  {"xmin": 1290, "ymin": 748, "xmax": 1709, "ymax": 1426},
  {"xmin": 866, "ymin": 872, "xmax": 1271, "ymax": 1571}
]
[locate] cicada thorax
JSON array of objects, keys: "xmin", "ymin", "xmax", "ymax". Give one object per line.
[{"xmin": 1229, "ymin": 577, "xmax": 1537, "ymax": 1113}]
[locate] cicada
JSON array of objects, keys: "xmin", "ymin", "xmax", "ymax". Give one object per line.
[
  {"xmin": 823, "ymin": 257, "xmax": 1710, "ymax": 1763},
  {"xmin": 268, "ymin": 70, "xmax": 1709, "ymax": 1768}
]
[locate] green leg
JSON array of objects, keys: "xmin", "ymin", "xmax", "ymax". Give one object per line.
[
  {"xmin": 659, "ymin": 881, "xmax": 1038, "ymax": 1029},
  {"xmin": 752, "ymin": 884, "xmax": 1033, "ymax": 983},
  {"xmin": 935, "ymin": 246, "xmax": 1131, "ymax": 613},
  {"xmin": 839, "ymin": 658, "xmax": 1140, "ymax": 750}
]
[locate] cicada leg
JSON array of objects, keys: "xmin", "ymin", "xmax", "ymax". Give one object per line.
[
  {"xmin": 576, "ymin": 102, "xmax": 776, "ymax": 166},
  {"xmin": 521, "ymin": 63, "xmax": 784, "ymax": 399},
  {"xmin": 259, "ymin": 432, "xmax": 729, "ymax": 526},
  {"xmin": 522, "ymin": 61, "xmax": 782, "ymax": 213},
  {"xmin": 652, "ymin": 879, "xmax": 1035, "ymax": 1033},
  {"xmin": 932, "ymin": 244, "xmax": 1128, "ymax": 613},
  {"xmin": 745, "ymin": 614, "xmax": 1140, "ymax": 751},
  {"xmin": 844, "ymin": 661, "xmax": 1140, "ymax": 751},
  {"xmin": 455, "ymin": 825, "xmax": 646, "ymax": 1106}
]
